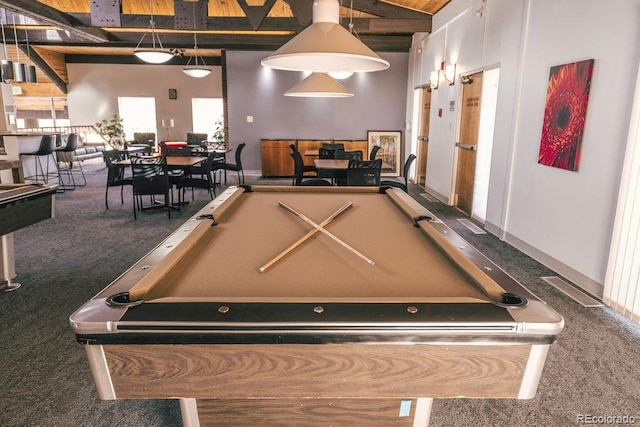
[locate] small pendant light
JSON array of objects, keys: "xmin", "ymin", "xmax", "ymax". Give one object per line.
[{"xmin": 0, "ymin": 13, "xmax": 13, "ymax": 83}]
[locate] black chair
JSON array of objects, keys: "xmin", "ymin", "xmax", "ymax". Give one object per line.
[
  {"xmin": 176, "ymin": 151, "xmax": 220, "ymax": 202},
  {"xmin": 381, "ymin": 154, "xmax": 417, "ymax": 192},
  {"xmin": 369, "ymin": 145, "xmax": 381, "ymax": 160},
  {"xmin": 334, "ymin": 150, "xmax": 363, "ymax": 185},
  {"xmin": 212, "ymin": 142, "xmax": 245, "ymax": 185},
  {"xmin": 56, "ymin": 133, "xmax": 87, "ymax": 189},
  {"xmin": 186, "ymin": 132, "xmax": 208, "ymax": 146},
  {"xmin": 291, "ymin": 151, "xmax": 331, "ymax": 186},
  {"xmin": 19, "ymin": 134, "xmax": 63, "ymax": 189},
  {"xmin": 289, "ymin": 143, "xmax": 318, "ymax": 184},
  {"xmin": 335, "ymin": 150, "xmax": 363, "ymax": 160},
  {"xmin": 131, "ymin": 132, "xmax": 156, "ymax": 153},
  {"xmin": 103, "ymin": 150, "xmax": 132, "ymax": 209},
  {"xmin": 130, "ymin": 156, "xmax": 172, "ymax": 219},
  {"xmin": 318, "ymin": 147, "xmax": 337, "ymax": 182},
  {"xmin": 318, "ymin": 147, "xmax": 336, "ymax": 159},
  {"xmin": 346, "ymin": 159, "xmax": 382, "ymax": 186},
  {"xmin": 322, "ymin": 143, "xmax": 345, "ymax": 151}
]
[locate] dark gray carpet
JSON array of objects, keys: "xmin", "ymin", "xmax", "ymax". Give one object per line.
[{"xmin": 1, "ymin": 161, "xmax": 639, "ymax": 427}]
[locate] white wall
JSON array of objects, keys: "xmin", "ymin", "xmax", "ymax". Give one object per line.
[
  {"xmin": 411, "ymin": 0, "xmax": 640, "ymax": 296},
  {"xmin": 67, "ymin": 63, "xmax": 222, "ymax": 141}
]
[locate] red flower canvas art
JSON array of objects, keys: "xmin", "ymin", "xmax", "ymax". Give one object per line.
[{"xmin": 538, "ymin": 59, "xmax": 594, "ymax": 171}]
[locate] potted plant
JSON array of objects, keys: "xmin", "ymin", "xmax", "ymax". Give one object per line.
[
  {"xmin": 212, "ymin": 118, "xmax": 225, "ymax": 144},
  {"xmin": 95, "ymin": 114, "xmax": 126, "ymax": 148}
]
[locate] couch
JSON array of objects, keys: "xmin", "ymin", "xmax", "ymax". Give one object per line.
[{"xmin": 57, "ymin": 134, "xmax": 107, "ymax": 162}]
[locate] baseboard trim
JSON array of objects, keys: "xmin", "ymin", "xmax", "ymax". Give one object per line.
[
  {"xmin": 503, "ymin": 231, "xmax": 604, "ymax": 299},
  {"xmin": 423, "ymin": 185, "xmax": 450, "ymax": 204}
]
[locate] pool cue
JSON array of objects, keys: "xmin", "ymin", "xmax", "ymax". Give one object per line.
[
  {"xmin": 278, "ymin": 201, "xmax": 375, "ymax": 266},
  {"xmin": 259, "ymin": 201, "xmax": 353, "ymax": 273}
]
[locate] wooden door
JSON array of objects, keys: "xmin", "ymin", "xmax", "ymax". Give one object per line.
[
  {"xmin": 454, "ymin": 72, "xmax": 483, "ymax": 215},
  {"xmin": 416, "ymin": 88, "xmax": 431, "ymax": 186}
]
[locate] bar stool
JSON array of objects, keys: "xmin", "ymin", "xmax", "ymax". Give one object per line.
[
  {"xmin": 19, "ymin": 134, "xmax": 64, "ymax": 192},
  {"xmin": 56, "ymin": 133, "xmax": 86, "ymax": 189}
]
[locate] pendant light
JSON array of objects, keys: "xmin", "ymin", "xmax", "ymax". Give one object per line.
[
  {"xmin": 0, "ymin": 15, "xmax": 13, "ymax": 83},
  {"xmin": 182, "ymin": 3, "xmax": 210, "ymax": 78},
  {"xmin": 261, "ymin": 0, "xmax": 389, "ymax": 73},
  {"xmin": 11, "ymin": 15, "xmax": 25, "ymax": 83},
  {"xmin": 285, "ymin": 72, "xmax": 353, "ymax": 97},
  {"xmin": 24, "ymin": 27, "xmax": 36, "ymax": 83},
  {"xmin": 134, "ymin": 0, "xmax": 174, "ymax": 64}
]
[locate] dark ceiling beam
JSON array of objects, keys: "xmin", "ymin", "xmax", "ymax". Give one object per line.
[
  {"xmin": 19, "ymin": 45, "xmax": 67, "ymax": 94},
  {"xmin": 67, "ymin": 14, "xmax": 427, "ymax": 34},
  {"xmin": 236, "ymin": 0, "xmax": 278, "ymax": 31},
  {"xmin": 282, "ymin": 0, "xmax": 313, "ymax": 26},
  {"xmin": 0, "ymin": 1, "xmax": 112, "ymax": 43},
  {"xmin": 23, "ymin": 32, "xmax": 411, "ymax": 53},
  {"xmin": 65, "ymin": 54, "xmax": 222, "ymax": 66}
]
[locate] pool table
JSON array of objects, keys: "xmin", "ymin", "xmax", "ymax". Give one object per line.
[
  {"xmin": 1, "ymin": 183, "xmax": 57, "ymax": 291},
  {"xmin": 70, "ymin": 186, "xmax": 564, "ymax": 426}
]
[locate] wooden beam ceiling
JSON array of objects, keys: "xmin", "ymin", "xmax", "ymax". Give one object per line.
[{"xmin": 0, "ymin": 0, "xmax": 450, "ymax": 96}]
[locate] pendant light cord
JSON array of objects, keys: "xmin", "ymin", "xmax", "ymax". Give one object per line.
[{"xmin": 12, "ymin": 14, "xmax": 20, "ymax": 61}]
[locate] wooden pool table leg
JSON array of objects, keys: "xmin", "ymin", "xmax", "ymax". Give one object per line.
[
  {"xmin": 413, "ymin": 398, "xmax": 433, "ymax": 426},
  {"xmin": 180, "ymin": 398, "xmax": 200, "ymax": 427}
]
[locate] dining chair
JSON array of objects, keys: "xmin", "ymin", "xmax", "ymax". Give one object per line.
[
  {"xmin": 291, "ymin": 152, "xmax": 331, "ymax": 186},
  {"xmin": 212, "ymin": 142, "xmax": 245, "ymax": 185},
  {"xmin": 186, "ymin": 132, "xmax": 208, "ymax": 146},
  {"xmin": 321, "ymin": 143, "xmax": 345, "ymax": 151},
  {"xmin": 176, "ymin": 151, "xmax": 220, "ymax": 203},
  {"xmin": 289, "ymin": 143, "xmax": 318, "ymax": 184},
  {"xmin": 369, "ymin": 145, "xmax": 381, "ymax": 160},
  {"xmin": 130, "ymin": 156, "xmax": 172, "ymax": 219},
  {"xmin": 346, "ymin": 159, "xmax": 382, "ymax": 186},
  {"xmin": 334, "ymin": 150, "xmax": 363, "ymax": 185},
  {"xmin": 103, "ymin": 150, "xmax": 132, "ymax": 209},
  {"xmin": 381, "ymin": 154, "xmax": 417, "ymax": 192},
  {"xmin": 318, "ymin": 147, "xmax": 337, "ymax": 182}
]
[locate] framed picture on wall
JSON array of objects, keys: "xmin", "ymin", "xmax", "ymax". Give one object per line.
[
  {"xmin": 368, "ymin": 130, "xmax": 402, "ymax": 176},
  {"xmin": 538, "ymin": 59, "xmax": 594, "ymax": 171}
]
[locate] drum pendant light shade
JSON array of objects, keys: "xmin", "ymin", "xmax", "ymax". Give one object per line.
[
  {"xmin": 13, "ymin": 62, "xmax": 26, "ymax": 82},
  {"xmin": 261, "ymin": 0, "xmax": 389, "ymax": 73},
  {"xmin": 1, "ymin": 59, "xmax": 14, "ymax": 83},
  {"xmin": 26, "ymin": 64, "xmax": 37, "ymax": 83},
  {"xmin": 285, "ymin": 72, "xmax": 353, "ymax": 97}
]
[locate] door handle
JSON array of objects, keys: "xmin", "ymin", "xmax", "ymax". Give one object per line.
[{"xmin": 455, "ymin": 143, "xmax": 477, "ymax": 151}]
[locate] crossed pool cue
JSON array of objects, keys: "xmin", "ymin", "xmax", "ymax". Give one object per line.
[{"xmin": 258, "ymin": 201, "xmax": 375, "ymax": 273}]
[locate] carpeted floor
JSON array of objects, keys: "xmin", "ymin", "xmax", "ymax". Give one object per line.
[{"xmin": 1, "ymin": 159, "xmax": 639, "ymax": 426}]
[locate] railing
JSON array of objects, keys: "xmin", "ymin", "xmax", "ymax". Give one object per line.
[{"xmin": 18, "ymin": 125, "xmax": 109, "ymax": 146}]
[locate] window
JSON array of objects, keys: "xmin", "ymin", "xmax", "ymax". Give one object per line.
[
  {"xmin": 117, "ymin": 97, "xmax": 157, "ymax": 140},
  {"xmin": 192, "ymin": 98, "xmax": 223, "ymax": 140}
]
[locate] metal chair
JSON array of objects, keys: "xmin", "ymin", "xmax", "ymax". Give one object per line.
[
  {"xmin": 103, "ymin": 150, "xmax": 132, "ymax": 209},
  {"xmin": 130, "ymin": 156, "xmax": 172, "ymax": 219},
  {"xmin": 289, "ymin": 144, "xmax": 318, "ymax": 184},
  {"xmin": 381, "ymin": 154, "xmax": 417, "ymax": 192},
  {"xmin": 212, "ymin": 142, "xmax": 245, "ymax": 185},
  {"xmin": 56, "ymin": 133, "xmax": 87, "ymax": 189},
  {"xmin": 19, "ymin": 134, "xmax": 63, "ymax": 191},
  {"xmin": 291, "ymin": 151, "xmax": 331, "ymax": 186},
  {"xmin": 346, "ymin": 159, "xmax": 382, "ymax": 186},
  {"xmin": 176, "ymin": 151, "xmax": 220, "ymax": 202},
  {"xmin": 369, "ymin": 145, "xmax": 381, "ymax": 160}
]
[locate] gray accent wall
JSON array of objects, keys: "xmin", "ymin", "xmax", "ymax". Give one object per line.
[{"xmin": 226, "ymin": 51, "xmax": 409, "ymax": 174}]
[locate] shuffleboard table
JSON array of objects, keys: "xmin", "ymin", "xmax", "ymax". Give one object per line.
[
  {"xmin": 1, "ymin": 183, "xmax": 57, "ymax": 291},
  {"xmin": 70, "ymin": 185, "xmax": 564, "ymax": 426}
]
